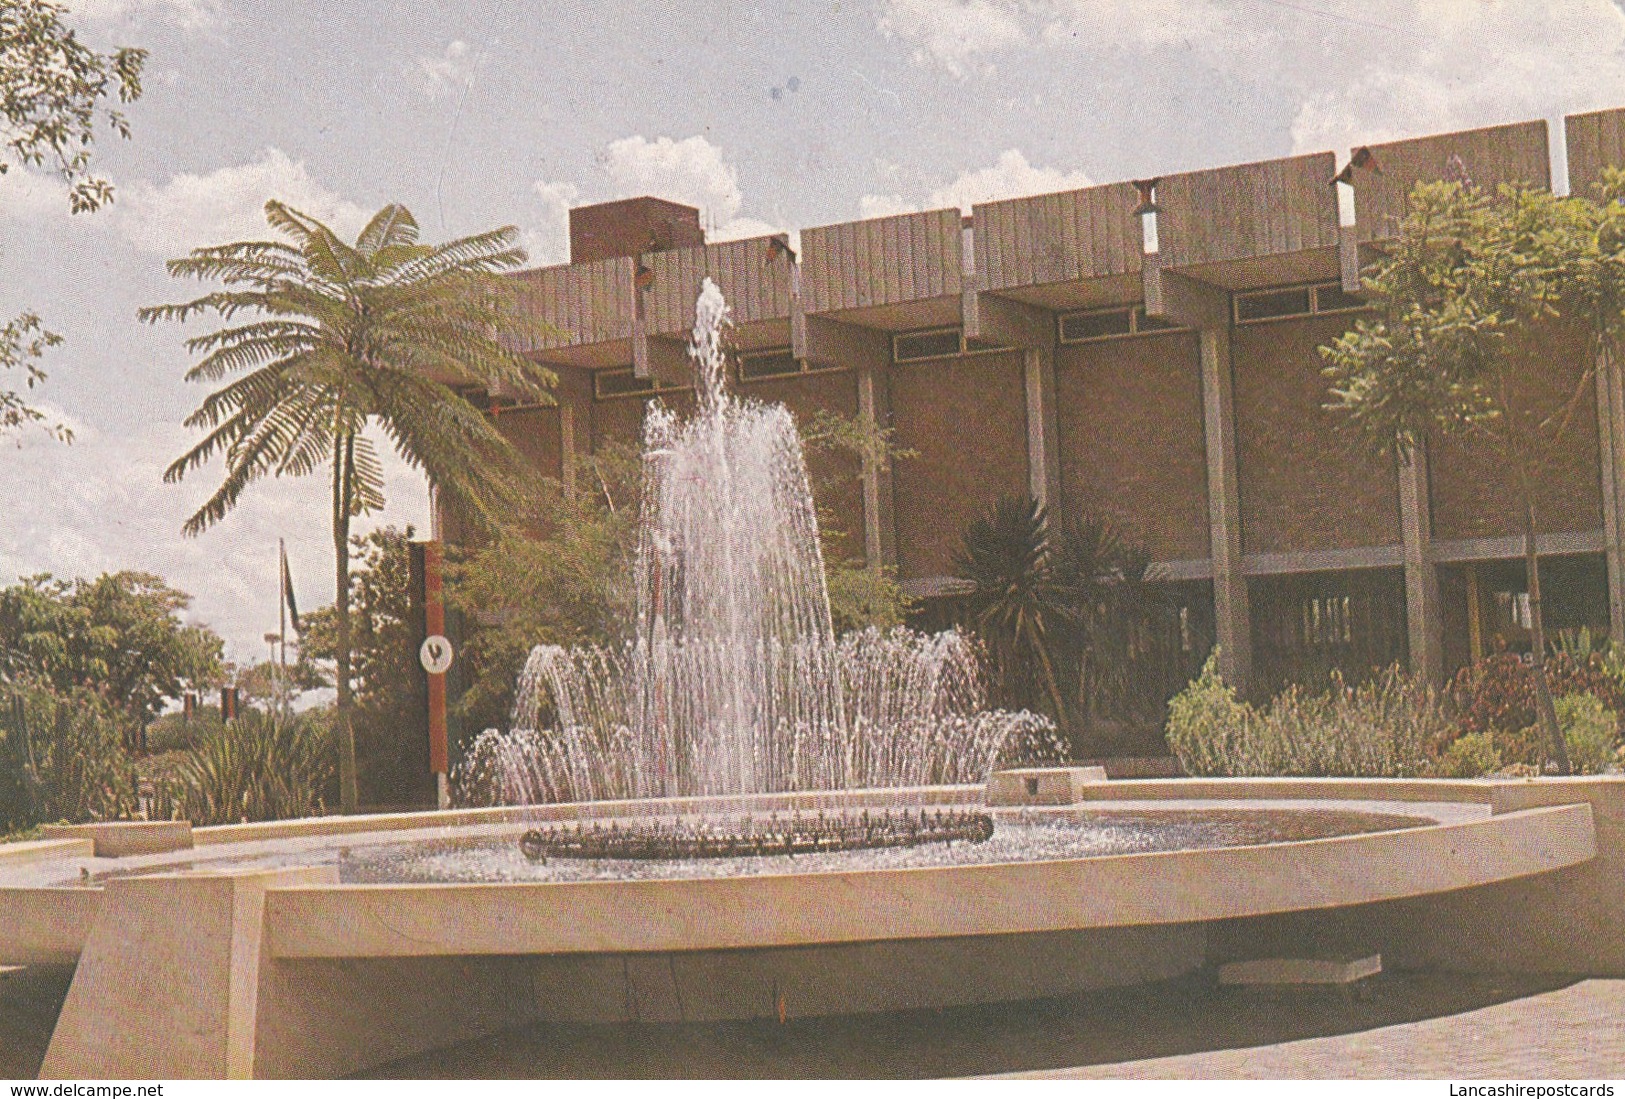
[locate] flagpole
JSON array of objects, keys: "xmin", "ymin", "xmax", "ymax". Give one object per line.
[{"xmin": 278, "ymin": 538, "xmax": 288, "ymax": 723}]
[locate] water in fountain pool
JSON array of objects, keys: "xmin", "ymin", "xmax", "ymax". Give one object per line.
[{"xmin": 336, "ymin": 808, "xmax": 1433, "ymax": 884}]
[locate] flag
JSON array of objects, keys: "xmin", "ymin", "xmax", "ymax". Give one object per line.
[{"xmin": 280, "ymin": 539, "xmax": 301, "ymax": 634}]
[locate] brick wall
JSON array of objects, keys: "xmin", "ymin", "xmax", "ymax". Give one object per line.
[
  {"xmin": 735, "ymin": 369, "xmax": 866, "ymax": 560},
  {"xmin": 1056, "ymin": 331, "xmax": 1209, "ymax": 562},
  {"xmin": 1429, "ymin": 320, "xmax": 1604, "ymax": 540},
  {"xmin": 492, "ymin": 405, "xmax": 564, "ymax": 481},
  {"xmin": 1234, "ymin": 314, "xmax": 1402, "ymax": 553},
  {"xmin": 889, "ymin": 351, "xmax": 1029, "ymax": 579}
]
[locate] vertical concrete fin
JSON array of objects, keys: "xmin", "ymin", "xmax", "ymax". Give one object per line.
[
  {"xmin": 41, "ymin": 867, "xmax": 335, "ymax": 1080},
  {"xmin": 1597, "ymin": 348, "xmax": 1625, "ymax": 641},
  {"xmin": 1023, "ymin": 347, "xmax": 1060, "ymax": 510},
  {"xmin": 1200, "ymin": 324, "xmax": 1252, "ymax": 693}
]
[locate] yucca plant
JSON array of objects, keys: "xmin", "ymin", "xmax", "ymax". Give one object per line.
[
  {"xmin": 155, "ymin": 709, "xmax": 335, "ymax": 826},
  {"xmin": 955, "ymin": 495, "xmax": 1070, "ymax": 723},
  {"xmin": 142, "ymin": 201, "xmax": 554, "ymax": 812}
]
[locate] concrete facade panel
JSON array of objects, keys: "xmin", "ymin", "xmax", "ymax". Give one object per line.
[
  {"xmin": 1355, "ymin": 120, "xmax": 1550, "ymax": 243},
  {"xmin": 1567, "ymin": 106, "xmax": 1625, "ymax": 196},
  {"xmin": 1233, "ymin": 314, "xmax": 1402, "ymax": 553},
  {"xmin": 1159, "ymin": 153, "xmax": 1339, "ymax": 268},
  {"xmin": 890, "ymin": 352, "xmax": 1029, "ymax": 579},
  {"xmin": 1055, "ymin": 332, "xmax": 1209, "ymax": 561}
]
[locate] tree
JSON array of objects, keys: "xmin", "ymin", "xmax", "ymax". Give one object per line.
[
  {"xmin": 447, "ymin": 442, "xmax": 642, "ymax": 734},
  {"xmin": 145, "ymin": 201, "xmax": 554, "ymax": 812},
  {"xmin": 955, "ymin": 495, "xmax": 1170, "ymax": 749},
  {"xmin": 956, "ymin": 495, "xmax": 1071, "ymax": 723},
  {"xmin": 0, "ymin": 570, "xmax": 223, "ymax": 735},
  {"xmin": 1, "ymin": 0, "xmax": 147, "ymax": 440},
  {"xmin": 1, "ymin": 0, "xmax": 145, "ymax": 212},
  {"xmin": 1, "ymin": 312, "xmax": 68, "ymax": 440},
  {"xmin": 800, "ymin": 408, "xmax": 913, "ymax": 633},
  {"xmin": 1321, "ymin": 176, "xmax": 1625, "ymax": 773},
  {"xmin": 295, "ymin": 526, "xmax": 428, "ymax": 803}
]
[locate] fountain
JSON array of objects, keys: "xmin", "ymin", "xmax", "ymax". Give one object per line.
[
  {"xmin": 457, "ymin": 278, "xmax": 1053, "ymax": 852},
  {"xmin": 0, "ymin": 281, "xmax": 1610, "ymax": 1080}
]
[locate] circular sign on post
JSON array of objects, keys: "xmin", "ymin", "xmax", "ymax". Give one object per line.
[{"xmin": 419, "ymin": 634, "xmax": 454, "ymax": 675}]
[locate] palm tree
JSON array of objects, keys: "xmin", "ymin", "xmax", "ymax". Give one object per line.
[
  {"xmin": 1048, "ymin": 513, "xmax": 1167, "ymax": 724},
  {"xmin": 143, "ymin": 201, "xmax": 554, "ymax": 813},
  {"xmin": 955, "ymin": 495, "xmax": 1071, "ymax": 723}
]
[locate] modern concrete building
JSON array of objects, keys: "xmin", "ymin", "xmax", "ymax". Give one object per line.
[{"xmin": 449, "ymin": 106, "xmax": 1625, "ymax": 699}]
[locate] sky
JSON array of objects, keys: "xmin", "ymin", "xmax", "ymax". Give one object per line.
[{"xmin": 3, "ymin": 0, "xmax": 1625, "ymax": 664}]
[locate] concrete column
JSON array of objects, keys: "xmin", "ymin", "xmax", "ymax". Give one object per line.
[
  {"xmin": 1024, "ymin": 346, "xmax": 1061, "ymax": 510},
  {"xmin": 794, "ymin": 310, "xmax": 895, "ymax": 572},
  {"xmin": 1597, "ymin": 349, "xmax": 1625, "ymax": 641},
  {"xmin": 857, "ymin": 361, "xmax": 898, "ymax": 570},
  {"xmin": 1398, "ymin": 442, "xmax": 1443, "ymax": 683},
  {"xmin": 1199, "ymin": 326, "xmax": 1252, "ymax": 692},
  {"xmin": 544, "ymin": 365, "xmax": 593, "ymax": 504}
]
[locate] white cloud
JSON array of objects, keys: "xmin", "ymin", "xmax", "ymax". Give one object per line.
[
  {"xmin": 1286, "ymin": 1, "xmax": 1625, "ymax": 157},
  {"xmin": 857, "ymin": 193, "xmax": 918, "ymax": 220},
  {"xmin": 876, "ymin": 0, "xmax": 1230, "ymax": 75},
  {"xmin": 66, "ymin": 0, "xmax": 220, "ymax": 31},
  {"xmin": 521, "ymin": 178, "xmax": 580, "ymax": 266},
  {"xmin": 599, "ymin": 135, "xmax": 744, "ymax": 230},
  {"xmin": 860, "ymin": 149, "xmax": 1092, "ymax": 217},
  {"xmin": 596, "ymin": 134, "xmax": 781, "ymax": 241},
  {"xmin": 876, "ymin": 0, "xmax": 1625, "ymax": 192},
  {"xmin": 876, "ymin": 0, "xmax": 1026, "ymax": 77},
  {"xmin": 0, "ymin": 415, "xmax": 429, "ymax": 662},
  {"xmin": 1031, "ymin": 0, "xmax": 1230, "ymax": 53},
  {"xmin": 416, "ymin": 40, "xmax": 476, "ymax": 99},
  {"xmin": 114, "ymin": 148, "xmax": 370, "ymax": 255},
  {"xmin": 0, "ymin": 168, "xmax": 73, "ymax": 223}
]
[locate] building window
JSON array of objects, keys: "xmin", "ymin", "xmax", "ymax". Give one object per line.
[
  {"xmin": 1492, "ymin": 589, "xmax": 1533, "ymax": 632},
  {"xmin": 1059, "ymin": 308, "xmax": 1132, "ymax": 342},
  {"xmin": 1312, "ymin": 284, "xmax": 1365, "ymax": 314},
  {"xmin": 594, "ymin": 368, "xmax": 687, "ymax": 400},
  {"xmin": 1235, "ymin": 287, "xmax": 1312, "ymax": 323},
  {"xmin": 1251, "ymin": 569, "xmax": 1407, "ymax": 696},
  {"xmin": 1058, "ymin": 306, "xmax": 1186, "ymax": 344},
  {"xmin": 738, "ymin": 348, "xmax": 800, "ymax": 381},
  {"xmin": 1234, "ymin": 282, "xmax": 1372, "ymax": 325},
  {"xmin": 893, "ymin": 327, "xmax": 966, "ymax": 362}
]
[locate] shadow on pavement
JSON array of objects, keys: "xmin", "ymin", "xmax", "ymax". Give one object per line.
[{"xmin": 369, "ymin": 969, "xmax": 1582, "ymax": 1079}]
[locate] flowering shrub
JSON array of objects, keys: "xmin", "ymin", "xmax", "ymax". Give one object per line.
[{"xmin": 1451, "ymin": 653, "xmax": 1625, "ymax": 766}]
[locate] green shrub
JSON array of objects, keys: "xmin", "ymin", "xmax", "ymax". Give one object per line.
[
  {"xmin": 0, "ymin": 682, "xmax": 139, "ymax": 830},
  {"xmin": 1165, "ymin": 658, "xmax": 1447, "ymax": 778},
  {"xmin": 1543, "ymin": 694, "xmax": 1620, "ymax": 775},
  {"xmin": 1433, "ymin": 732, "xmax": 1502, "ymax": 778},
  {"xmin": 154, "ymin": 709, "xmax": 336, "ymax": 826},
  {"xmin": 144, "ymin": 709, "xmax": 223, "ymax": 753},
  {"xmin": 1164, "ymin": 652, "xmax": 1256, "ymax": 776}
]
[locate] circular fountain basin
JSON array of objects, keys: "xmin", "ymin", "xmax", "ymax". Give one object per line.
[{"xmin": 2, "ymin": 776, "xmax": 1609, "ymax": 1081}]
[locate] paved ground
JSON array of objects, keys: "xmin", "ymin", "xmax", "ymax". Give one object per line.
[
  {"xmin": 1005, "ymin": 979, "xmax": 1625, "ymax": 1079},
  {"xmin": 373, "ymin": 972, "xmax": 1625, "ymax": 1079},
  {"xmin": 5, "ymin": 967, "xmax": 1622, "ymax": 1078}
]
